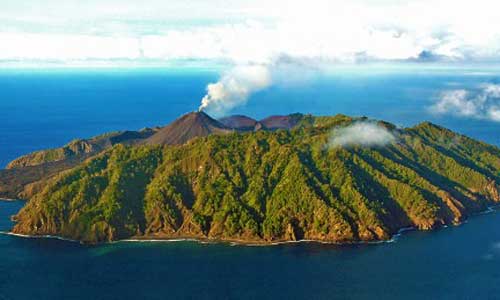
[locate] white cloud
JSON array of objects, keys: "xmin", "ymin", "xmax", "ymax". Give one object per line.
[
  {"xmin": 430, "ymin": 84, "xmax": 500, "ymax": 122},
  {"xmin": 5, "ymin": 0, "xmax": 500, "ymax": 113},
  {"xmin": 329, "ymin": 122, "xmax": 396, "ymax": 148},
  {"xmin": 2, "ymin": 0, "xmax": 500, "ymax": 64},
  {"xmin": 430, "ymin": 90, "xmax": 477, "ymax": 116},
  {"xmin": 0, "ymin": 33, "xmax": 141, "ymax": 60},
  {"xmin": 199, "ymin": 64, "xmax": 272, "ymax": 116}
]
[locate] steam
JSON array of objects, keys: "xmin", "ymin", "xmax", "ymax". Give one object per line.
[
  {"xmin": 199, "ymin": 64, "xmax": 272, "ymax": 115},
  {"xmin": 329, "ymin": 122, "xmax": 396, "ymax": 148}
]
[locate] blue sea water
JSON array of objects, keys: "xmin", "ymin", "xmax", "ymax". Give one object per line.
[{"xmin": 1, "ymin": 66, "xmax": 500, "ymax": 299}]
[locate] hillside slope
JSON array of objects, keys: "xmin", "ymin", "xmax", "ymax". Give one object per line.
[
  {"xmin": 6, "ymin": 128, "xmax": 158, "ymax": 170},
  {"xmin": 1, "ymin": 128, "xmax": 159, "ymax": 199},
  {"xmin": 10, "ymin": 115, "xmax": 500, "ymax": 244},
  {"xmin": 1, "ymin": 112, "xmax": 305, "ymax": 200}
]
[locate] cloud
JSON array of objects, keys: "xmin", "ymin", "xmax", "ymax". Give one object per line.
[
  {"xmin": 2, "ymin": 0, "xmax": 500, "ymax": 64},
  {"xmin": 199, "ymin": 64, "xmax": 272, "ymax": 116},
  {"xmin": 198, "ymin": 56, "xmax": 332, "ymax": 115},
  {"xmin": 329, "ymin": 122, "xmax": 396, "ymax": 148},
  {"xmin": 5, "ymin": 0, "xmax": 500, "ymax": 112},
  {"xmin": 429, "ymin": 84, "xmax": 500, "ymax": 122},
  {"xmin": 0, "ymin": 33, "xmax": 141, "ymax": 60}
]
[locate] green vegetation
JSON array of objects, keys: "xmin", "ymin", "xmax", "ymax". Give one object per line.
[
  {"xmin": 11, "ymin": 115, "xmax": 500, "ymax": 243},
  {"xmin": 6, "ymin": 139, "xmax": 97, "ymax": 169},
  {"xmin": 6, "ymin": 128, "xmax": 158, "ymax": 169}
]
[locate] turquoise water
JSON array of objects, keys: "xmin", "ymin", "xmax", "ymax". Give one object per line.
[{"xmin": 1, "ymin": 67, "xmax": 500, "ymax": 299}]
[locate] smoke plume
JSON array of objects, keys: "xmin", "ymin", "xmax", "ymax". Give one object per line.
[{"xmin": 199, "ymin": 64, "xmax": 272, "ymax": 116}]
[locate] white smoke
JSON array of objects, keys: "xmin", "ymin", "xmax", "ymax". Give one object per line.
[
  {"xmin": 329, "ymin": 122, "xmax": 396, "ymax": 148},
  {"xmin": 429, "ymin": 84, "xmax": 500, "ymax": 122},
  {"xmin": 199, "ymin": 64, "xmax": 272, "ymax": 115}
]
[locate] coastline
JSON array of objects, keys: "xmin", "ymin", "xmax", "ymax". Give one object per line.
[
  {"xmin": 0, "ymin": 198, "xmax": 21, "ymax": 202},
  {"xmin": 0, "ymin": 232, "xmax": 82, "ymax": 244},
  {"xmin": 2, "ymin": 205, "xmax": 498, "ymax": 247},
  {"xmin": 0, "ymin": 231, "xmax": 406, "ymax": 247},
  {"xmin": 121, "ymin": 225, "xmax": 418, "ymax": 247},
  {"xmin": 122, "ymin": 232, "xmax": 411, "ymax": 247}
]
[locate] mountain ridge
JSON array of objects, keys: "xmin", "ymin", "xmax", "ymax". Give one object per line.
[
  {"xmin": 1, "ymin": 111, "xmax": 308, "ymax": 200},
  {"xmin": 6, "ymin": 113, "xmax": 500, "ymax": 244}
]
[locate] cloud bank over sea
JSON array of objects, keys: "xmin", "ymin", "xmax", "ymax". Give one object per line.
[
  {"xmin": 4, "ymin": 0, "xmax": 500, "ymax": 116},
  {"xmin": 430, "ymin": 84, "xmax": 500, "ymax": 122},
  {"xmin": 2, "ymin": 0, "xmax": 500, "ymax": 65}
]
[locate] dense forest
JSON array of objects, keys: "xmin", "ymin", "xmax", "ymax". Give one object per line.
[{"xmin": 10, "ymin": 113, "xmax": 500, "ymax": 244}]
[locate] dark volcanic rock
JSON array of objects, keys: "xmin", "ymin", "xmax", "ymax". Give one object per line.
[
  {"xmin": 260, "ymin": 113, "xmax": 303, "ymax": 130},
  {"xmin": 146, "ymin": 111, "xmax": 233, "ymax": 145},
  {"xmin": 219, "ymin": 115, "xmax": 261, "ymax": 131},
  {"xmin": 220, "ymin": 113, "xmax": 305, "ymax": 131}
]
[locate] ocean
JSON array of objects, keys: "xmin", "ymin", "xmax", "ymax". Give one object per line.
[{"xmin": 1, "ymin": 66, "xmax": 500, "ymax": 299}]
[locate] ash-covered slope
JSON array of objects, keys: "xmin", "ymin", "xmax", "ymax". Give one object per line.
[
  {"xmin": 219, "ymin": 113, "xmax": 305, "ymax": 131},
  {"xmin": 219, "ymin": 115, "xmax": 260, "ymax": 131},
  {"xmin": 11, "ymin": 115, "xmax": 500, "ymax": 244},
  {"xmin": 260, "ymin": 113, "xmax": 304, "ymax": 130},
  {"xmin": 146, "ymin": 111, "xmax": 233, "ymax": 145}
]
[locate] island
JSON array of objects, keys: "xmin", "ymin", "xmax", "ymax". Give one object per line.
[{"xmin": 2, "ymin": 112, "xmax": 499, "ymax": 244}]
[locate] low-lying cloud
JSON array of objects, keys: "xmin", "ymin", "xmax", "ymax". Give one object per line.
[
  {"xmin": 429, "ymin": 84, "xmax": 500, "ymax": 122},
  {"xmin": 329, "ymin": 122, "xmax": 396, "ymax": 148}
]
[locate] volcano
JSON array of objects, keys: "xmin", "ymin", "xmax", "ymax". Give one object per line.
[
  {"xmin": 218, "ymin": 115, "xmax": 261, "ymax": 131},
  {"xmin": 259, "ymin": 113, "xmax": 304, "ymax": 130},
  {"xmin": 220, "ymin": 113, "xmax": 305, "ymax": 131},
  {"xmin": 9, "ymin": 113, "xmax": 500, "ymax": 246},
  {"xmin": 145, "ymin": 111, "xmax": 233, "ymax": 145}
]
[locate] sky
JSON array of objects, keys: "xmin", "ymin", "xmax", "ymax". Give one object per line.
[
  {"xmin": 4, "ymin": 0, "xmax": 500, "ymax": 117},
  {"xmin": 2, "ymin": 0, "xmax": 500, "ymax": 66}
]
